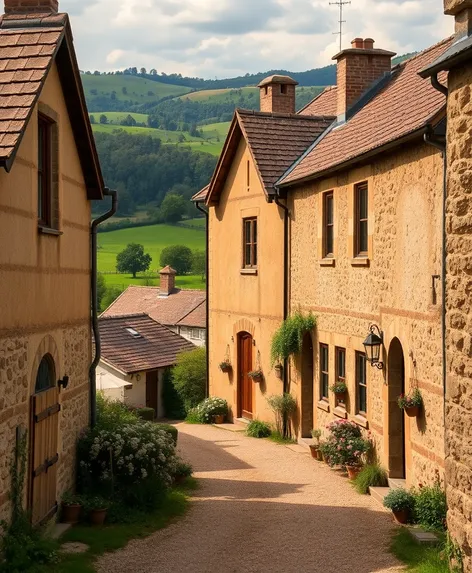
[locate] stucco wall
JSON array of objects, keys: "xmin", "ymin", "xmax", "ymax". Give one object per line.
[
  {"xmin": 444, "ymin": 63, "xmax": 472, "ymax": 568},
  {"xmin": 0, "ymin": 62, "xmax": 92, "ymax": 522},
  {"xmin": 289, "ymin": 142, "xmax": 445, "ymax": 486},
  {"xmin": 208, "ymin": 138, "xmax": 285, "ymax": 423}
]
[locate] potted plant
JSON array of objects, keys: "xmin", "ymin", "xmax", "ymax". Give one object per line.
[
  {"xmin": 274, "ymin": 364, "xmax": 283, "ymax": 379},
  {"xmin": 219, "ymin": 360, "xmax": 232, "ymax": 373},
  {"xmin": 320, "ymin": 420, "xmax": 371, "ymax": 477},
  {"xmin": 248, "ymin": 369, "xmax": 263, "ymax": 382},
  {"xmin": 398, "ymin": 388, "xmax": 423, "ymax": 417},
  {"xmin": 173, "ymin": 459, "xmax": 193, "ymax": 485},
  {"xmin": 383, "ymin": 488, "xmax": 415, "ymax": 524},
  {"xmin": 330, "ymin": 381, "xmax": 348, "ymax": 401},
  {"xmin": 309, "ymin": 429, "xmax": 323, "ymax": 460},
  {"xmin": 61, "ymin": 491, "xmax": 83, "ymax": 524},
  {"xmin": 84, "ymin": 495, "xmax": 108, "ymax": 526}
]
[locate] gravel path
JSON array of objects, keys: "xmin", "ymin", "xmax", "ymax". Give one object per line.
[{"xmin": 97, "ymin": 423, "xmax": 404, "ymax": 573}]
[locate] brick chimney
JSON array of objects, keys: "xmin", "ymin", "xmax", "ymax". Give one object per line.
[
  {"xmin": 258, "ymin": 75, "xmax": 299, "ymax": 114},
  {"xmin": 4, "ymin": 0, "xmax": 58, "ymax": 13},
  {"xmin": 334, "ymin": 38, "xmax": 396, "ymax": 121},
  {"xmin": 159, "ymin": 266, "xmax": 176, "ymax": 297},
  {"xmin": 444, "ymin": 0, "xmax": 472, "ymax": 37}
]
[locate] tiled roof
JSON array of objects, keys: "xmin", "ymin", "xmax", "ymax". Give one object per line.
[
  {"xmin": 177, "ymin": 300, "xmax": 206, "ymax": 327},
  {"xmin": 99, "ymin": 314, "xmax": 194, "ymax": 374},
  {"xmin": 298, "ymin": 86, "xmax": 337, "ymax": 117},
  {"xmin": 102, "ymin": 286, "xmax": 206, "ymax": 328},
  {"xmin": 280, "ymin": 37, "xmax": 453, "ymax": 185},
  {"xmin": 192, "ymin": 184, "xmax": 209, "ymax": 202}
]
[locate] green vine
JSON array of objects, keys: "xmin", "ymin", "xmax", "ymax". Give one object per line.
[
  {"xmin": 10, "ymin": 428, "xmax": 27, "ymax": 527},
  {"xmin": 445, "ymin": 533, "xmax": 464, "ymax": 573},
  {"xmin": 270, "ymin": 311, "xmax": 316, "ymax": 366}
]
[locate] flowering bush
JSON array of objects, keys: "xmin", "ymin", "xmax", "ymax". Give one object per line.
[
  {"xmin": 187, "ymin": 397, "xmax": 229, "ymax": 424},
  {"xmin": 319, "ymin": 420, "xmax": 370, "ymax": 467},
  {"xmin": 398, "ymin": 388, "xmax": 423, "ymax": 410}
]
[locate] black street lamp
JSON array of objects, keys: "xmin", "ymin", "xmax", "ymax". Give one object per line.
[{"xmin": 363, "ymin": 325, "xmax": 384, "ymax": 369}]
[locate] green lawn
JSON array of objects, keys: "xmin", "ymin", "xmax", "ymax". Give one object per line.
[
  {"xmin": 102, "ymin": 273, "xmax": 205, "ymax": 291},
  {"xmin": 91, "ymin": 112, "xmax": 149, "ymax": 125},
  {"xmin": 391, "ymin": 529, "xmax": 450, "ymax": 573},
  {"xmin": 179, "ymin": 87, "xmax": 258, "ymax": 102}
]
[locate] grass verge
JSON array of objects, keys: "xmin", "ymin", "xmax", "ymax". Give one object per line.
[
  {"xmin": 391, "ymin": 529, "xmax": 449, "ymax": 573},
  {"xmin": 267, "ymin": 431, "xmax": 297, "ymax": 445}
]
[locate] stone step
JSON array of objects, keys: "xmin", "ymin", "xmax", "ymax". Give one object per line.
[
  {"xmin": 369, "ymin": 486, "xmax": 391, "ymax": 509},
  {"xmin": 298, "ymin": 437, "xmax": 313, "ymax": 450},
  {"xmin": 388, "ymin": 478, "xmax": 407, "ymax": 490}
]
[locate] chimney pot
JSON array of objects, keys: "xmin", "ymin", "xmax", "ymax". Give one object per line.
[
  {"xmin": 351, "ymin": 37, "xmax": 364, "ymax": 49},
  {"xmin": 4, "ymin": 0, "xmax": 59, "ymax": 14},
  {"xmin": 159, "ymin": 265, "xmax": 176, "ymax": 297},
  {"xmin": 258, "ymin": 75, "xmax": 298, "ymax": 114},
  {"xmin": 363, "ymin": 38, "xmax": 375, "ymax": 50}
]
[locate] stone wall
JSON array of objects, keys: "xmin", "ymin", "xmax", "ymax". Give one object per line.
[{"xmin": 444, "ymin": 63, "xmax": 472, "ymax": 569}]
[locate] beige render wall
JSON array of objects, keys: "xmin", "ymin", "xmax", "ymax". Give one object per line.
[
  {"xmin": 0, "ymin": 62, "xmax": 92, "ymax": 521},
  {"xmin": 443, "ymin": 64, "xmax": 472, "ymax": 568},
  {"xmin": 208, "ymin": 138, "xmax": 285, "ymax": 423},
  {"xmin": 288, "ymin": 142, "xmax": 445, "ymax": 486}
]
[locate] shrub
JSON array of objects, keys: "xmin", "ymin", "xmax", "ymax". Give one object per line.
[
  {"xmin": 172, "ymin": 347, "xmax": 207, "ymax": 412},
  {"xmin": 353, "ymin": 462, "xmax": 388, "ymax": 494},
  {"xmin": 96, "ymin": 393, "xmax": 140, "ymax": 430},
  {"xmin": 267, "ymin": 393, "xmax": 297, "ymax": 438},
  {"xmin": 246, "ymin": 420, "xmax": 272, "ymax": 438},
  {"xmin": 319, "ymin": 420, "xmax": 370, "ymax": 467},
  {"xmin": 270, "ymin": 311, "xmax": 316, "ymax": 365},
  {"xmin": 187, "ymin": 397, "xmax": 228, "ymax": 424},
  {"xmin": 173, "ymin": 459, "xmax": 193, "ymax": 478},
  {"xmin": 383, "ymin": 488, "xmax": 415, "ymax": 512},
  {"xmin": 158, "ymin": 423, "xmax": 178, "ymax": 445},
  {"xmin": 413, "ymin": 483, "xmax": 447, "ymax": 531},
  {"xmin": 185, "ymin": 408, "xmax": 205, "ymax": 424},
  {"xmin": 162, "ymin": 367, "xmax": 186, "ymax": 419},
  {"xmin": 137, "ymin": 407, "xmax": 155, "ymax": 421}
]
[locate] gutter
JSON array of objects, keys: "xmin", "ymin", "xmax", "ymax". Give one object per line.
[
  {"xmin": 90, "ymin": 188, "xmax": 118, "ymax": 427},
  {"xmin": 195, "ymin": 201, "xmax": 210, "ymax": 398}
]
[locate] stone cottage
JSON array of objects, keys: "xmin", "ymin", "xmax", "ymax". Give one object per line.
[{"xmin": 0, "ymin": 0, "xmax": 106, "ymax": 525}]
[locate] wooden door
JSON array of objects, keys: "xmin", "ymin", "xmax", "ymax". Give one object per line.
[
  {"xmin": 30, "ymin": 386, "xmax": 60, "ymax": 525},
  {"xmin": 146, "ymin": 371, "xmax": 158, "ymax": 418},
  {"xmin": 238, "ymin": 333, "xmax": 253, "ymax": 419}
]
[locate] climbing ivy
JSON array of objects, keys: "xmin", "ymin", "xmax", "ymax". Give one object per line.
[{"xmin": 270, "ymin": 311, "xmax": 316, "ymax": 366}]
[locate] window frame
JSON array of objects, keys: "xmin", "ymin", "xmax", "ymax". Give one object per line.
[
  {"xmin": 243, "ymin": 217, "xmax": 258, "ymax": 269},
  {"xmin": 323, "ymin": 191, "xmax": 334, "ymax": 258},
  {"xmin": 355, "ymin": 351, "xmax": 367, "ymax": 416},
  {"xmin": 35, "ymin": 354, "xmax": 56, "ymax": 394},
  {"xmin": 38, "ymin": 113, "xmax": 53, "ymax": 228},
  {"xmin": 320, "ymin": 343, "xmax": 329, "ymax": 401},
  {"xmin": 354, "ymin": 182, "xmax": 369, "ymax": 257},
  {"xmin": 335, "ymin": 347, "xmax": 346, "ymax": 384}
]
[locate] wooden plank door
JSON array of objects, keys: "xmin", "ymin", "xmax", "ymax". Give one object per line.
[
  {"xmin": 238, "ymin": 333, "xmax": 253, "ymax": 419},
  {"xmin": 30, "ymin": 386, "xmax": 60, "ymax": 526},
  {"xmin": 146, "ymin": 371, "xmax": 158, "ymax": 418}
]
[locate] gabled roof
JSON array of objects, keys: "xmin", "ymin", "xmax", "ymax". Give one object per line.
[
  {"xmin": 206, "ymin": 109, "xmax": 334, "ymax": 206},
  {"xmin": 102, "ymin": 286, "xmax": 206, "ymax": 329},
  {"xmin": 0, "ymin": 11, "xmax": 103, "ymax": 198},
  {"xmin": 298, "ymin": 86, "xmax": 338, "ymax": 117},
  {"xmin": 279, "ymin": 37, "xmax": 453, "ymax": 187},
  {"xmin": 192, "ymin": 184, "xmax": 209, "ymax": 203},
  {"xmin": 99, "ymin": 314, "xmax": 194, "ymax": 374}
]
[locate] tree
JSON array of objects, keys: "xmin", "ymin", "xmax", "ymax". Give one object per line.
[
  {"xmin": 89, "ymin": 114, "xmax": 96, "ymax": 124},
  {"xmin": 97, "ymin": 273, "xmax": 107, "ymax": 311},
  {"xmin": 122, "ymin": 86, "xmax": 128, "ymax": 95},
  {"xmin": 191, "ymin": 250, "xmax": 206, "ymax": 280},
  {"xmin": 140, "ymin": 67, "xmax": 147, "ymax": 75},
  {"xmin": 99, "ymin": 114, "xmax": 108, "ymax": 124},
  {"xmin": 150, "ymin": 68, "xmax": 157, "ymax": 76},
  {"xmin": 160, "ymin": 245, "xmax": 193, "ymax": 275},
  {"xmin": 102, "ymin": 286, "xmax": 124, "ymax": 310},
  {"xmin": 160, "ymin": 193, "xmax": 187, "ymax": 224},
  {"xmin": 172, "ymin": 347, "xmax": 207, "ymax": 412},
  {"xmin": 116, "ymin": 243, "xmax": 152, "ymax": 278}
]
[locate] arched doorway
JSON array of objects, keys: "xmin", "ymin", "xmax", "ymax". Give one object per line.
[
  {"xmin": 301, "ymin": 332, "xmax": 314, "ymax": 438},
  {"xmin": 237, "ymin": 332, "xmax": 253, "ymax": 419},
  {"xmin": 388, "ymin": 338, "xmax": 406, "ymax": 479}
]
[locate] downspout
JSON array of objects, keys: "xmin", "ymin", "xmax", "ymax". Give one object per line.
[
  {"xmin": 196, "ymin": 201, "xmax": 210, "ymax": 398},
  {"xmin": 90, "ymin": 188, "xmax": 118, "ymax": 427},
  {"xmin": 424, "ymin": 72, "xmax": 448, "ymax": 431}
]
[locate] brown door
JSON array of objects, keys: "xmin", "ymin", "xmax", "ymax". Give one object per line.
[
  {"xmin": 146, "ymin": 371, "xmax": 158, "ymax": 418},
  {"xmin": 238, "ymin": 333, "xmax": 253, "ymax": 419}
]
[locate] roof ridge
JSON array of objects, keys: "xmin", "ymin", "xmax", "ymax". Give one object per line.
[
  {"xmin": 100, "ymin": 313, "xmax": 149, "ymax": 320},
  {"xmin": 395, "ymin": 35, "xmax": 454, "ymax": 68},
  {"xmin": 297, "ymin": 85, "xmax": 337, "ymax": 115},
  {"xmin": 237, "ymin": 108, "xmax": 335, "ymax": 121}
]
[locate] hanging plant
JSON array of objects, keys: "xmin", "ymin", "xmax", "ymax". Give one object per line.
[
  {"xmin": 270, "ymin": 311, "xmax": 317, "ymax": 366},
  {"xmin": 330, "ymin": 381, "xmax": 348, "ymax": 395},
  {"xmin": 219, "ymin": 345, "xmax": 232, "ymax": 373},
  {"xmin": 398, "ymin": 388, "xmax": 423, "ymax": 417},
  {"xmin": 248, "ymin": 369, "xmax": 263, "ymax": 382}
]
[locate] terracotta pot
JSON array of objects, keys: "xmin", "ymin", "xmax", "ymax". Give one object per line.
[
  {"xmin": 251, "ymin": 374, "xmax": 263, "ymax": 383},
  {"xmin": 309, "ymin": 445, "xmax": 319, "ymax": 459},
  {"xmin": 274, "ymin": 365, "xmax": 283, "ymax": 379},
  {"xmin": 220, "ymin": 365, "xmax": 231, "ymax": 373},
  {"xmin": 89, "ymin": 508, "xmax": 107, "ymax": 526},
  {"xmin": 405, "ymin": 405, "xmax": 420, "ymax": 417},
  {"xmin": 346, "ymin": 465, "xmax": 362, "ymax": 480},
  {"xmin": 335, "ymin": 391, "xmax": 347, "ymax": 402},
  {"xmin": 392, "ymin": 509, "xmax": 409, "ymax": 524},
  {"xmin": 61, "ymin": 503, "xmax": 82, "ymax": 524},
  {"xmin": 213, "ymin": 414, "xmax": 225, "ymax": 424},
  {"xmin": 316, "ymin": 449, "xmax": 324, "ymax": 461}
]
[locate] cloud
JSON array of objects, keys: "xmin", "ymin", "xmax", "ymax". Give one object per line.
[{"xmin": 60, "ymin": 0, "xmax": 454, "ymax": 78}]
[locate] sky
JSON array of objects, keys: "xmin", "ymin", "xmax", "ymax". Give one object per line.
[{"xmin": 60, "ymin": 0, "xmax": 454, "ymax": 79}]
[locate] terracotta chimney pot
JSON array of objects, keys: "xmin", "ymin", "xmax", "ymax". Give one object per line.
[
  {"xmin": 351, "ymin": 37, "xmax": 364, "ymax": 48},
  {"xmin": 4, "ymin": 0, "xmax": 59, "ymax": 13},
  {"xmin": 363, "ymin": 38, "xmax": 375, "ymax": 50}
]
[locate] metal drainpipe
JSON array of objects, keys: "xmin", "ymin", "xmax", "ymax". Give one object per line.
[
  {"xmin": 90, "ymin": 188, "xmax": 118, "ymax": 427},
  {"xmin": 196, "ymin": 201, "xmax": 210, "ymax": 398}
]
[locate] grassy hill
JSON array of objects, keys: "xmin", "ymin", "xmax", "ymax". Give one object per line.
[
  {"xmin": 98, "ymin": 222, "xmax": 206, "ymax": 291},
  {"xmin": 179, "ymin": 87, "xmax": 258, "ymax": 102}
]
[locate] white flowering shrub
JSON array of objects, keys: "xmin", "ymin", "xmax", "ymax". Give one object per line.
[{"xmin": 188, "ymin": 397, "xmax": 228, "ymax": 424}]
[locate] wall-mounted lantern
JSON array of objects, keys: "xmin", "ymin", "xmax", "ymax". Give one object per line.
[
  {"xmin": 58, "ymin": 375, "xmax": 69, "ymax": 390},
  {"xmin": 363, "ymin": 325, "xmax": 384, "ymax": 369}
]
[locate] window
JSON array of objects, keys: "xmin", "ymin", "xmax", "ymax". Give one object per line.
[
  {"xmin": 356, "ymin": 351, "xmax": 367, "ymax": 415},
  {"xmin": 38, "ymin": 114, "xmax": 53, "ymax": 227},
  {"xmin": 323, "ymin": 191, "xmax": 334, "ymax": 257},
  {"xmin": 190, "ymin": 328, "xmax": 201, "ymax": 340},
  {"xmin": 355, "ymin": 182, "xmax": 368, "ymax": 256},
  {"xmin": 243, "ymin": 217, "xmax": 257, "ymax": 268},
  {"xmin": 320, "ymin": 343, "xmax": 329, "ymax": 400},
  {"xmin": 35, "ymin": 354, "xmax": 55, "ymax": 393},
  {"xmin": 281, "ymin": 84, "xmax": 287, "ymax": 94},
  {"xmin": 335, "ymin": 347, "xmax": 346, "ymax": 383},
  {"xmin": 246, "ymin": 160, "xmax": 250, "ymax": 189}
]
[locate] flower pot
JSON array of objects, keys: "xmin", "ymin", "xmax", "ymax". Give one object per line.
[
  {"xmin": 392, "ymin": 509, "xmax": 409, "ymax": 524},
  {"xmin": 251, "ymin": 374, "xmax": 263, "ymax": 383},
  {"xmin": 274, "ymin": 365, "xmax": 283, "ymax": 379},
  {"xmin": 309, "ymin": 445, "xmax": 319, "ymax": 459},
  {"xmin": 404, "ymin": 405, "xmax": 420, "ymax": 417},
  {"xmin": 220, "ymin": 365, "xmax": 231, "ymax": 373},
  {"xmin": 346, "ymin": 465, "xmax": 362, "ymax": 480},
  {"xmin": 213, "ymin": 414, "xmax": 225, "ymax": 424},
  {"xmin": 316, "ymin": 449, "xmax": 324, "ymax": 461},
  {"xmin": 61, "ymin": 503, "xmax": 82, "ymax": 524},
  {"xmin": 89, "ymin": 508, "xmax": 107, "ymax": 526},
  {"xmin": 335, "ymin": 391, "xmax": 346, "ymax": 401}
]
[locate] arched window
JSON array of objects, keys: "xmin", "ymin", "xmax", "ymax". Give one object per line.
[{"xmin": 35, "ymin": 354, "xmax": 55, "ymax": 393}]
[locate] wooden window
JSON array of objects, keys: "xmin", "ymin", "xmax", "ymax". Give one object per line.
[
  {"xmin": 320, "ymin": 343, "xmax": 329, "ymax": 400},
  {"xmin": 38, "ymin": 114, "xmax": 53, "ymax": 227},
  {"xmin": 356, "ymin": 351, "xmax": 367, "ymax": 416},
  {"xmin": 35, "ymin": 354, "xmax": 56, "ymax": 394},
  {"xmin": 335, "ymin": 347, "xmax": 346, "ymax": 383},
  {"xmin": 323, "ymin": 191, "xmax": 334, "ymax": 257},
  {"xmin": 243, "ymin": 217, "xmax": 257, "ymax": 268},
  {"xmin": 355, "ymin": 182, "xmax": 368, "ymax": 256}
]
